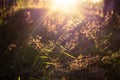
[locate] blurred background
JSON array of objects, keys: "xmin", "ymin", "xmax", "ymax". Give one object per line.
[{"xmin": 0, "ymin": 0, "xmax": 120, "ymax": 80}]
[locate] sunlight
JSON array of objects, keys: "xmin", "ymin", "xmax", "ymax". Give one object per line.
[
  {"xmin": 91, "ymin": 0, "xmax": 102, "ymax": 3},
  {"xmin": 52, "ymin": 0, "xmax": 77, "ymax": 12},
  {"xmin": 82, "ymin": 0, "xmax": 102, "ymax": 3}
]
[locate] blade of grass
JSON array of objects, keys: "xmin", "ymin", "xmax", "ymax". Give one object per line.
[
  {"xmin": 18, "ymin": 76, "xmax": 20, "ymax": 80},
  {"xmin": 63, "ymin": 52, "xmax": 75, "ymax": 59}
]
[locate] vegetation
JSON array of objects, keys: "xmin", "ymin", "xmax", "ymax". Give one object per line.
[{"xmin": 0, "ymin": 0, "xmax": 120, "ymax": 80}]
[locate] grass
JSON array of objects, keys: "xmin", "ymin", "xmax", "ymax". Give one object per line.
[{"xmin": 0, "ymin": 0, "xmax": 120, "ymax": 80}]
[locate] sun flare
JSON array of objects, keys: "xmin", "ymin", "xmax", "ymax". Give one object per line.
[{"xmin": 52, "ymin": 0, "xmax": 77, "ymax": 12}]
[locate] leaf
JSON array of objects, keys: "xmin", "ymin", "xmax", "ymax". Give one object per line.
[
  {"xmin": 46, "ymin": 47, "xmax": 56, "ymax": 54},
  {"xmin": 46, "ymin": 49, "xmax": 52, "ymax": 52},
  {"xmin": 44, "ymin": 62, "xmax": 54, "ymax": 65},
  {"xmin": 63, "ymin": 52, "xmax": 75, "ymax": 59},
  {"xmin": 56, "ymin": 44, "xmax": 66, "ymax": 50},
  {"xmin": 39, "ymin": 56, "xmax": 49, "ymax": 59},
  {"xmin": 18, "ymin": 76, "xmax": 20, "ymax": 80}
]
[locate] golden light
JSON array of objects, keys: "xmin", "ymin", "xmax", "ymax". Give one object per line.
[
  {"xmin": 91, "ymin": 0, "xmax": 102, "ymax": 3},
  {"xmin": 82, "ymin": 0, "xmax": 102, "ymax": 3},
  {"xmin": 52, "ymin": 0, "xmax": 77, "ymax": 12}
]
